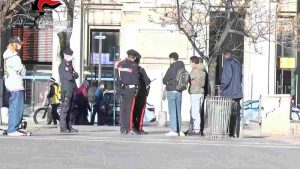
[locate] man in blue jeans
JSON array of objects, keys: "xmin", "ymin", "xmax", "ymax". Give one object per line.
[
  {"xmin": 3, "ymin": 36, "xmax": 30, "ymax": 136},
  {"xmin": 163, "ymin": 52, "xmax": 185, "ymax": 136}
]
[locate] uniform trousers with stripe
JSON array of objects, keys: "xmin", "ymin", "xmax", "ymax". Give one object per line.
[
  {"xmin": 120, "ymin": 87, "xmax": 136, "ymax": 131},
  {"xmin": 133, "ymin": 87, "xmax": 147, "ymax": 131}
]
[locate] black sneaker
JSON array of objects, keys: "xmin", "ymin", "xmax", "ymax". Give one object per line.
[
  {"xmin": 184, "ymin": 130, "xmax": 193, "ymax": 136},
  {"xmin": 69, "ymin": 128, "xmax": 79, "ymax": 133},
  {"xmin": 186, "ymin": 131, "xmax": 201, "ymax": 136}
]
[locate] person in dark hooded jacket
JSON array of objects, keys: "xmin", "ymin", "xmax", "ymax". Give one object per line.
[
  {"xmin": 220, "ymin": 50, "xmax": 243, "ymax": 138},
  {"xmin": 133, "ymin": 54, "xmax": 151, "ymax": 135},
  {"xmin": 73, "ymin": 80, "xmax": 91, "ymax": 125},
  {"xmin": 163, "ymin": 52, "xmax": 185, "ymax": 137}
]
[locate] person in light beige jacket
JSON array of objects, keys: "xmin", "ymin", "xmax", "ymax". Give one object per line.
[{"xmin": 187, "ymin": 56, "xmax": 206, "ymax": 136}]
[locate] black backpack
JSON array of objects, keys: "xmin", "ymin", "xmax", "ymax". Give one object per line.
[{"xmin": 175, "ymin": 68, "xmax": 189, "ymax": 91}]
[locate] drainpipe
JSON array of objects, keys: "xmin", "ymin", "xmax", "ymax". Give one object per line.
[
  {"xmin": 80, "ymin": 0, "xmax": 84, "ymax": 84},
  {"xmin": 0, "ymin": 33, "xmax": 3, "ymax": 124},
  {"xmin": 267, "ymin": 0, "xmax": 271, "ymax": 95}
]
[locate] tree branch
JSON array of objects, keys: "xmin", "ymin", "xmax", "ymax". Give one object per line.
[{"xmin": 176, "ymin": 0, "xmax": 208, "ymax": 61}]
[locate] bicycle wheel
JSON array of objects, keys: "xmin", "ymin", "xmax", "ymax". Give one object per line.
[{"xmin": 33, "ymin": 107, "xmax": 51, "ymax": 125}]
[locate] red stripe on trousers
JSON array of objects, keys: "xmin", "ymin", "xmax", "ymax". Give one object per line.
[
  {"xmin": 139, "ymin": 100, "xmax": 147, "ymax": 131},
  {"xmin": 129, "ymin": 96, "xmax": 136, "ymax": 131}
]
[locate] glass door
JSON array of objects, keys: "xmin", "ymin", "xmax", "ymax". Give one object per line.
[{"xmin": 85, "ymin": 29, "xmax": 120, "ymax": 90}]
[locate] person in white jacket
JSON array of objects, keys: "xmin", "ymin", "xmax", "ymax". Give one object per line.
[{"xmin": 3, "ymin": 36, "xmax": 29, "ymax": 136}]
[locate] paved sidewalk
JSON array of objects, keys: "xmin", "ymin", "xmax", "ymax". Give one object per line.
[{"xmin": 0, "ymin": 124, "xmax": 299, "ymax": 169}]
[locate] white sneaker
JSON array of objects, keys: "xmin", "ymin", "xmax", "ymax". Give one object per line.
[
  {"xmin": 179, "ymin": 131, "xmax": 185, "ymax": 137},
  {"xmin": 7, "ymin": 131, "xmax": 26, "ymax": 137},
  {"xmin": 165, "ymin": 131, "xmax": 178, "ymax": 136},
  {"xmin": 18, "ymin": 129, "xmax": 32, "ymax": 136}
]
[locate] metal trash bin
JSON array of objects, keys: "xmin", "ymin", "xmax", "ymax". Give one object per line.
[{"xmin": 205, "ymin": 96, "xmax": 232, "ymax": 138}]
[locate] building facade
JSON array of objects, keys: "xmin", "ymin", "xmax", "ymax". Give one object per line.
[{"xmin": 1, "ymin": 0, "xmax": 299, "ymax": 120}]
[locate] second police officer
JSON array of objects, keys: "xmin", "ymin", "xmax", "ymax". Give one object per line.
[
  {"xmin": 132, "ymin": 53, "xmax": 151, "ymax": 135},
  {"xmin": 58, "ymin": 47, "xmax": 79, "ymax": 133},
  {"xmin": 116, "ymin": 49, "xmax": 139, "ymax": 135}
]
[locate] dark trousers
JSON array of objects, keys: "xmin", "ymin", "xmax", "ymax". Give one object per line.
[
  {"xmin": 73, "ymin": 107, "xmax": 89, "ymax": 125},
  {"xmin": 120, "ymin": 88, "xmax": 136, "ymax": 131},
  {"xmin": 51, "ymin": 103, "xmax": 60, "ymax": 123},
  {"xmin": 91, "ymin": 105, "xmax": 106, "ymax": 125},
  {"xmin": 133, "ymin": 88, "xmax": 147, "ymax": 131},
  {"xmin": 229, "ymin": 99, "xmax": 241, "ymax": 138},
  {"xmin": 60, "ymin": 94, "xmax": 74, "ymax": 131}
]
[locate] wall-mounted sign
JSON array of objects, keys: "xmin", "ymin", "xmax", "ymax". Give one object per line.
[
  {"xmin": 90, "ymin": 53, "xmax": 114, "ymax": 65},
  {"xmin": 12, "ymin": 26, "xmax": 53, "ymax": 63},
  {"xmin": 280, "ymin": 57, "xmax": 296, "ymax": 69}
]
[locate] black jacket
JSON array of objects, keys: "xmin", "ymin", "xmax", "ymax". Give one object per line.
[
  {"xmin": 163, "ymin": 61, "xmax": 185, "ymax": 91},
  {"xmin": 138, "ymin": 66, "xmax": 151, "ymax": 88},
  {"xmin": 220, "ymin": 57, "xmax": 243, "ymax": 99},
  {"xmin": 117, "ymin": 59, "xmax": 139, "ymax": 86},
  {"xmin": 58, "ymin": 60, "xmax": 78, "ymax": 97}
]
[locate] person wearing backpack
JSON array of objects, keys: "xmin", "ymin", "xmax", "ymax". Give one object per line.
[
  {"xmin": 47, "ymin": 77, "xmax": 61, "ymax": 125},
  {"xmin": 186, "ymin": 56, "xmax": 206, "ymax": 136},
  {"xmin": 163, "ymin": 52, "xmax": 188, "ymax": 136}
]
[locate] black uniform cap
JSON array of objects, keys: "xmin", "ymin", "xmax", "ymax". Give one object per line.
[
  {"xmin": 127, "ymin": 49, "xmax": 141, "ymax": 59},
  {"xmin": 136, "ymin": 52, "xmax": 141, "ymax": 59},
  {"xmin": 63, "ymin": 47, "xmax": 73, "ymax": 55}
]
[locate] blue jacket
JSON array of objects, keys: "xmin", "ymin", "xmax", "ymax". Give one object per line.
[
  {"xmin": 94, "ymin": 87, "xmax": 104, "ymax": 106},
  {"xmin": 220, "ymin": 57, "xmax": 243, "ymax": 99}
]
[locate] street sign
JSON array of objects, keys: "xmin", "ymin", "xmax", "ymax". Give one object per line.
[{"xmin": 280, "ymin": 57, "xmax": 296, "ymax": 69}]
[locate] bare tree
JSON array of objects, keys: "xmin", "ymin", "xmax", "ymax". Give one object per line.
[
  {"xmin": 56, "ymin": 0, "xmax": 78, "ymax": 57},
  {"xmin": 0, "ymin": 0, "xmax": 35, "ymax": 32},
  {"xmin": 151, "ymin": 0, "xmax": 285, "ymax": 96}
]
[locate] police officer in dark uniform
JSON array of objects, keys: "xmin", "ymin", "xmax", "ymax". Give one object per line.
[
  {"xmin": 116, "ymin": 49, "xmax": 139, "ymax": 135},
  {"xmin": 132, "ymin": 54, "xmax": 151, "ymax": 135},
  {"xmin": 58, "ymin": 47, "xmax": 79, "ymax": 133}
]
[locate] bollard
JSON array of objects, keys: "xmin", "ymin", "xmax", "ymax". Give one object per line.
[
  {"xmin": 0, "ymin": 107, "xmax": 9, "ymax": 125},
  {"xmin": 158, "ymin": 111, "xmax": 167, "ymax": 127}
]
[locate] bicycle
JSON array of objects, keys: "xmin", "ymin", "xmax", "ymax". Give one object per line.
[{"xmin": 33, "ymin": 100, "xmax": 60, "ymax": 125}]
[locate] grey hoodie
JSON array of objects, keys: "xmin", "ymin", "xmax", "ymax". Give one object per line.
[{"xmin": 3, "ymin": 49, "xmax": 26, "ymax": 91}]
